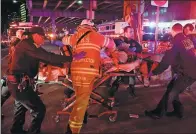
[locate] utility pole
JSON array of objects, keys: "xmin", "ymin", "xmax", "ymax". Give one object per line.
[
  {"xmin": 137, "ymin": 0, "xmax": 142, "ymax": 44},
  {"xmin": 154, "ymin": 6, "xmax": 160, "ymax": 53},
  {"xmin": 84, "ymin": 0, "xmax": 96, "ymax": 20}
]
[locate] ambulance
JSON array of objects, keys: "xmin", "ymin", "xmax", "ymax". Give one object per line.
[{"xmin": 8, "ymin": 22, "xmax": 39, "ymax": 40}]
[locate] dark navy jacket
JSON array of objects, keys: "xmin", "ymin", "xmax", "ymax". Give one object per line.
[
  {"xmin": 114, "ymin": 36, "xmax": 142, "ymax": 53},
  {"xmin": 152, "ymin": 33, "xmax": 196, "ymax": 79},
  {"xmin": 8, "ymin": 38, "xmax": 72, "ymax": 78}
]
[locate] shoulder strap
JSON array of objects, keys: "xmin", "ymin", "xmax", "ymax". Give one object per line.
[{"xmin": 76, "ymin": 30, "xmax": 91, "ymax": 45}]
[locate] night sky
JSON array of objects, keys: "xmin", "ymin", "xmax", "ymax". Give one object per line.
[{"xmin": 1, "ymin": 0, "xmax": 21, "ymax": 33}]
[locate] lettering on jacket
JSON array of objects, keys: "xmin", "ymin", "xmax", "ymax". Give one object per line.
[
  {"xmin": 74, "ymin": 58, "xmax": 95, "ymax": 63},
  {"xmin": 75, "ymin": 32, "xmax": 90, "ymax": 43}
]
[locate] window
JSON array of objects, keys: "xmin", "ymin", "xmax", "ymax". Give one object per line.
[
  {"xmin": 106, "ymin": 26, "xmax": 110, "ymax": 30},
  {"xmin": 164, "ymin": 8, "xmax": 167, "ymax": 12},
  {"xmin": 144, "ymin": 12, "xmax": 148, "ymax": 17},
  {"xmin": 160, "ymin": 9, "xmax": 164, "ymax": 14},
  {"xmin": 112, "ymin": 25, "xmax": 115, "ymax": 29}
]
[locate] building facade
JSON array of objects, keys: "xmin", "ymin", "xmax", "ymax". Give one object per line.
[{"xmin": 143, "ymin": 1, "xmax": 196, "ymax": 22}]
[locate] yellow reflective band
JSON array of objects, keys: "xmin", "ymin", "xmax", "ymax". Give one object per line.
[
  {"xmin": 71, "ymin": 71, "xmax": 99, "ymax": 75},
  {"xmin": 79, "ymin": 43, "xmax": 101, "ymax": 49},
  {"xmin": 76, "ymin": 46, "xmax": 100, "ymax": 52},
  {"xmin": 69, "ymin": 124, "xmax": 82, "ymax": 128},
  {"xmin": 73, "ymin": 84, "xmax": 89, "ymax": 87},
  {"xmin": 71, "ymin": 68, "xmax": 99, "ymax": 73},
  {"xmin": 69, "ymin": 120, "xmax": 83, "ymax": 125},
  {"xmin": 74, "ymin": 82, "xmax": 91, "ymax": 85}
]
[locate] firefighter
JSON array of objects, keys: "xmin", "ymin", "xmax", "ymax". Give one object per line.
[
  {"xmin": 1, "ymin": 30, "xmax": 24, "ymax": 119},
  {"xmin": 145, "ymin": 23, "xmax": 196, "ymax": 119},
  {"xmin": 62, "ymin": 19, "xmax": 118, "ymax": 134},
  {"xmin": 7, "ymin": 27, "xmax": 74, "ymax": 134}
]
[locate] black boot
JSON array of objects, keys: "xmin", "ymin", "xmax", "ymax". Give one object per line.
[
  {"xmin": 108, "ymin": 97, "xmax": 120, "ymax": 107},
  {"xmin": 10, "ymin": 128, "xmax": 27, "ymax": 134},
  {"xmin": 65, "ymin": 124, "xmax": 72, "ymax": 134},
  {"xmin": 166, "ymin": 100, "xmax": 184, "ymax": 119},
  {"xmin": 108, "ymin": 84, "xmax": 119, "ymax": 97},
  {"xmin": 128, "ymin": 85, "xmax": 136, "ymax": 97},
  {"xmin": 145, "ymin": 109, "xmax": 164, "ymax": 119},
  {"xmin": 166, "ymin": 111, "xmax": 176, "ymax": 117}
]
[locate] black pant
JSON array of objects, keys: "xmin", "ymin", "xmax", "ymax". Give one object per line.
[
  {"xmin": 1, "ymin": 85, "xmax": 11, "ymax": 106},
  {"xmin": 7, "ymin": 79, "xmax": 46, "ymax": 133},
  {"xmin": 109, "ymin": 71, "xmax": 136, "ymax": 97},
  {"xmin": 153, "ymin": 74, "xmax": 195, "ymax": 114}
]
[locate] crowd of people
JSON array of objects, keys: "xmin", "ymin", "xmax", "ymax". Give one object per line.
[{"xmin": 1, "ymin": 19, "xmax": 196, "ymax": 134}]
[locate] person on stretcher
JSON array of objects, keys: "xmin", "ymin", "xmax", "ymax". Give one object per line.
[{"xmin": 108, "ymin": 26, "xmax": 142, "ymax": 103}]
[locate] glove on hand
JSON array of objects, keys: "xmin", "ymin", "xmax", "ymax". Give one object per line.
[
  {"xmin": 148, "ymin": 71, "xmax": 154, "ymax": 78},
  {"xmin": 73, "ymin": 51, "xmax": 86, "ymax": 60}
]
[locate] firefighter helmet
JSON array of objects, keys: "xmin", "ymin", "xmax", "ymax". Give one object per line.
[{"xmin": 80, "ymin": 19, "xmax": 94, "ymax": 26}]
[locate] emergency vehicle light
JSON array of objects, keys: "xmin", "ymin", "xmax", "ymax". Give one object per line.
[
  {"xmin": 10, "ymin": 24, "xmax": 17, "ymax": 27},
  {"xmin": 19, "ymin": 22, "xmax": 33, "ymax": 27},
  {"xmin": 49, "ymin": 34, "xmax": 54, "ymax": 38}
]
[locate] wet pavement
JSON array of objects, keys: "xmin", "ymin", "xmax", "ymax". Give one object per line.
[{"xmin": 2, "ymin": 81, "xmax": 196, "ymax": 134}]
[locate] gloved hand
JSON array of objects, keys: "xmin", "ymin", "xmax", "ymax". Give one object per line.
[
  {"xmin": 73, "ymin": 51, "xmax": 86, "ymax": 60},
  {"xmin": 128, "ymin": 47, "xmax": 136, "ymax": 52},
  {"xmin": 148, "ymin": 71, "xmax": 154, "ymax": 78}
]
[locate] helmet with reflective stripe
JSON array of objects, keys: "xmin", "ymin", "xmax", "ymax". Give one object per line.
[{"xmin": 80, "ymin": 19, "xmax": 94, "ymax": 26}]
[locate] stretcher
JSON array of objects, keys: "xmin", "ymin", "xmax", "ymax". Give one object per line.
[
  {"xmin": 36, "ymin": 58, "xmax": 142, "ymax": 123},
  {"xmin": 37, "ymin": 50, "xmax": 163, "ymax": 122},
  {"xmin": 36, "ymin": 48, "xmax": 162, "ymax": 124}
]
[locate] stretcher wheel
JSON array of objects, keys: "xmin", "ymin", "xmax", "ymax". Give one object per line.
[
  {"xmin": 54, "ymin": 115, "xmax": 60, "ymax": 123},
  {"xmin": 109, "ymin": 114, "xmax": 117, "ymax": 122},
  {"xmin": 107, "ymin": 100, "xmax": 114, "ymax": 108}
]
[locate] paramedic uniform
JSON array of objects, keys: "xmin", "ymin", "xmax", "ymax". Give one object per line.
[{"xmin": 62, "ymin": 24, "xmax": 118, "ymax": 133}]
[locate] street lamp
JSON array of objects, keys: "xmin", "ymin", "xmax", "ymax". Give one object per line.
[
  {"xmin": 77, "ymin": 0, "xmax": 83, "ymax": 5},
  {"xmin": 13, "ymin": 0, "xmax": 17, "ymax": 3}
]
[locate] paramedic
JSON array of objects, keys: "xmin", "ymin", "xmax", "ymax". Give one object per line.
[
  {"xmin": 62, "ymin": 19, "xmax": 118, "ymax": 134},
  {"xmin": 145, "ymin": 23, "xmax": 196, "ymax": 119}
]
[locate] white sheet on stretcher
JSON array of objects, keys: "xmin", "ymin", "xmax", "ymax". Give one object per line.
[
  {"xmin": 38, "ymin": 50, "xmax": 140, "ymax": 81},
  {"xmin": 104, "ymin": 60, "xmax": 142, "ymax": 73},
  {"xmin": 101, "ymin": 49, "xmax": 141, "ymax": 73},
  {"xmin": 38, "ymin": 67, "xmax": 68, "ymax": 81}
]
